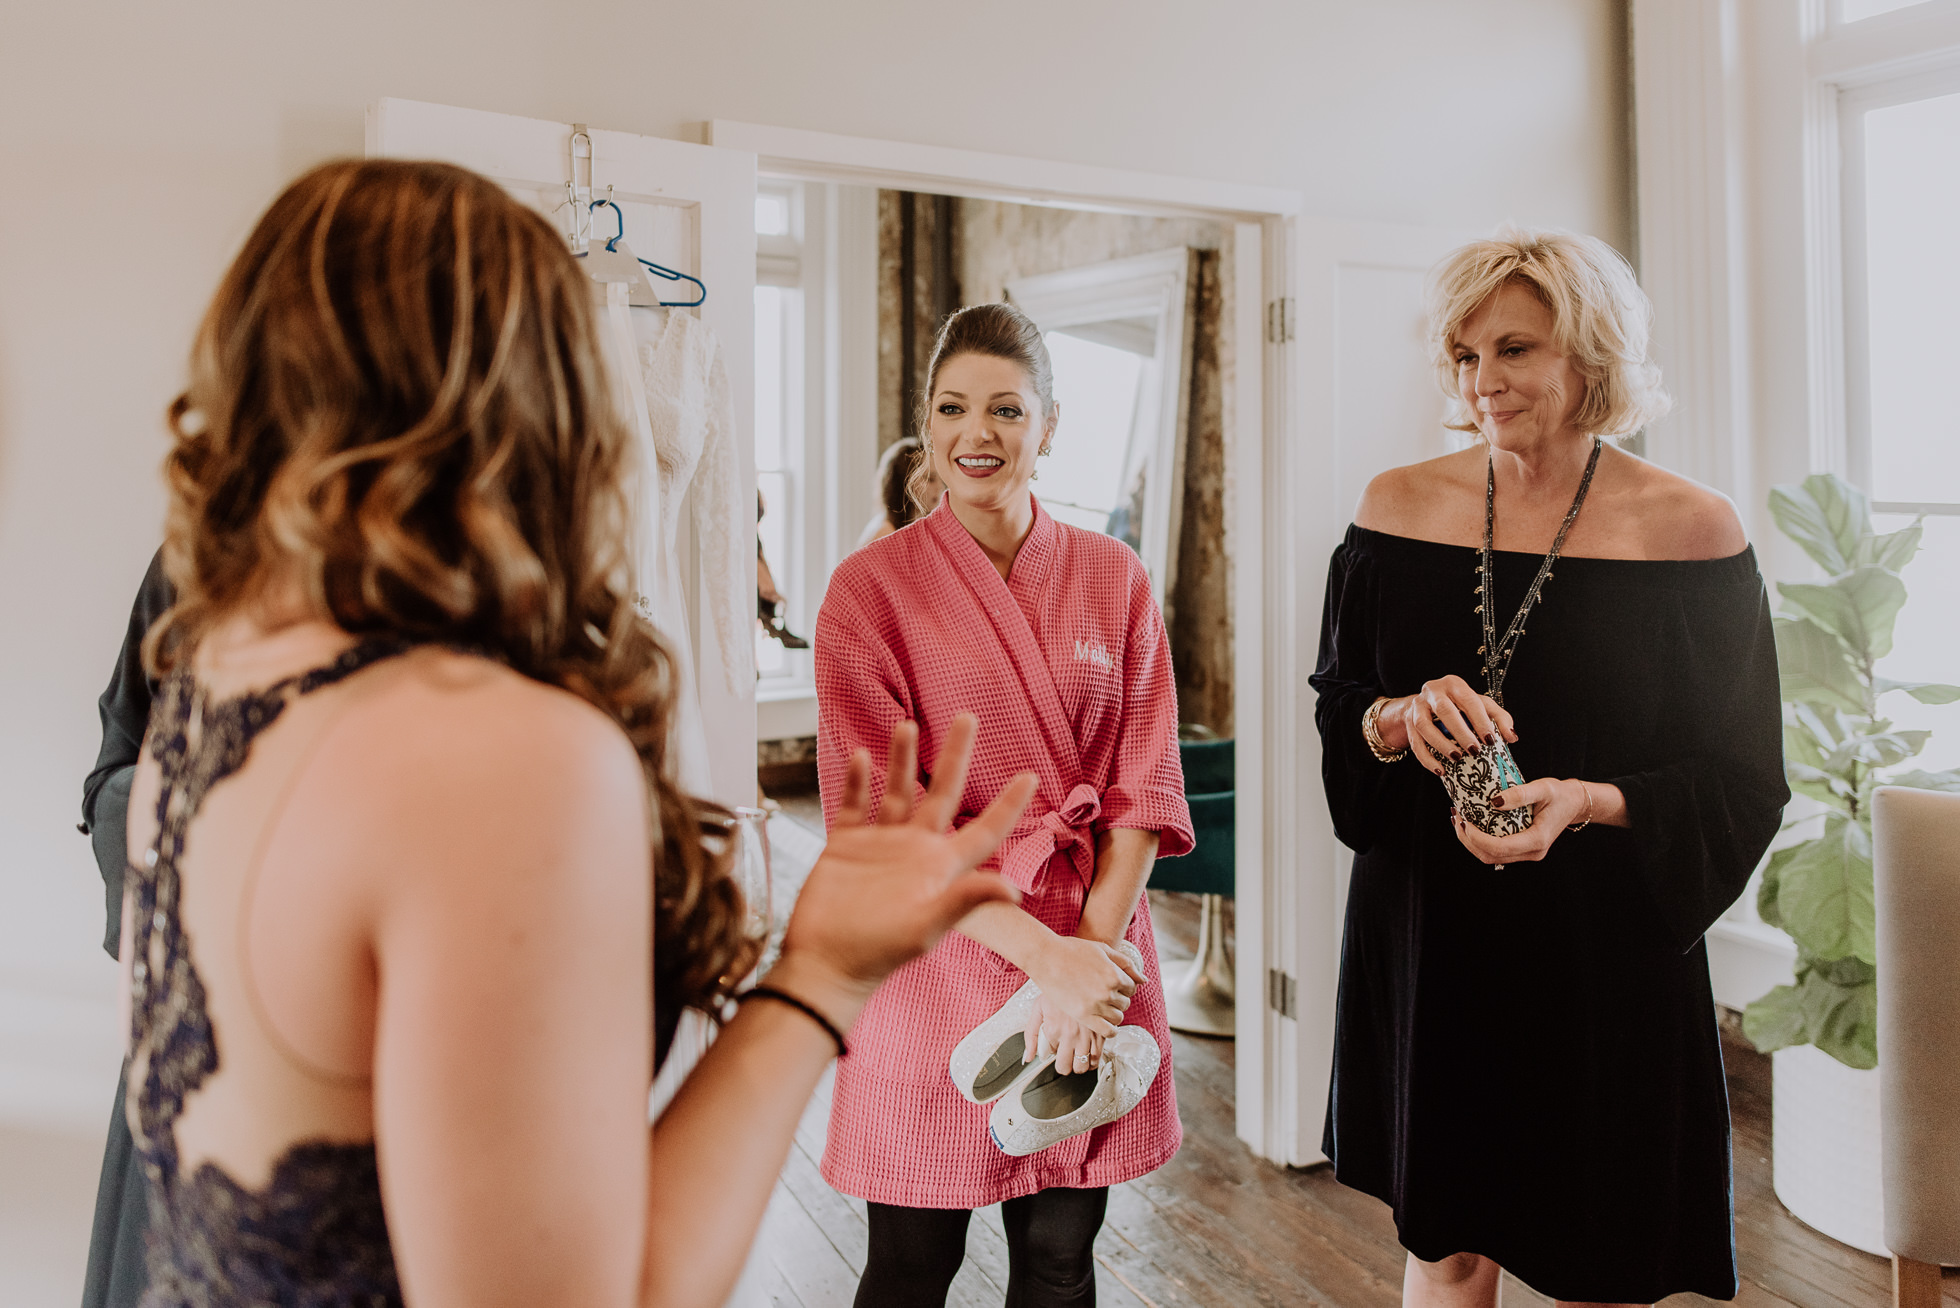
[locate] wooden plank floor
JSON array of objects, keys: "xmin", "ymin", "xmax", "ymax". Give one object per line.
[{"xmin": 760, "ymin": 796, "xmax": 1954, "ymax": 1307}]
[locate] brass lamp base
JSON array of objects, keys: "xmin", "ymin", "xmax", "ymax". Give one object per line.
[{"xmin": 1165, "ymin": 893, "xmax": 1235, "ymax": 1037}]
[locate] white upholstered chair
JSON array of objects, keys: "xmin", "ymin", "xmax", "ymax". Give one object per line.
[{"xmin": 1874, "ymin": 785, "xmax": 1960, "ymax": 1307}]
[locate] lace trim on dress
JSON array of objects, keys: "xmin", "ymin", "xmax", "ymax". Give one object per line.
[{"xmin": 127, "ymin": 638, "xmax": 409, "ymax": 1308}]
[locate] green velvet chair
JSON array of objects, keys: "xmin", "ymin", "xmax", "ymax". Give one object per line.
[{"xmin": 1153, "ymin": 738, "xmax": 1235, "ymax": 1036}]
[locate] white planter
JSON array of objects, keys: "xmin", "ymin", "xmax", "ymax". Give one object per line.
[{"xmin": 1772, "ymin": 1043, "xmax": 1887, "ymax": 1256}]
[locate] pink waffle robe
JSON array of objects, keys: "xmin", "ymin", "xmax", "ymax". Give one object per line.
[{"xmin": 815, "ymin": 497, "xmax": 1194, "ymax": 1209}]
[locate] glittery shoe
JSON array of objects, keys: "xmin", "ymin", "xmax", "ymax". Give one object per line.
[
  {"xmin": 986, "ymin": 1025, "xmax": 1161, "ymax": 1157},
  {"xmin": 948, "ymin": 976, "xmax": 1042, "ymax": 1105},
  {"xmin": 948, "ymin": 939, "xmax": 1146, "ymax": 1106}
]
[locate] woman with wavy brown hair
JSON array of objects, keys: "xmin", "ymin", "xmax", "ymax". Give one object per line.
[{"xmin": 117, "ymin": 157, "xmax": 1033, "ymax": 1308}]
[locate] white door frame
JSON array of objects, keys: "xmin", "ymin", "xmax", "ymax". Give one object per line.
[{"xmin": 704, "ymin": 119, "xmax": 1311, "ymax": 1164}]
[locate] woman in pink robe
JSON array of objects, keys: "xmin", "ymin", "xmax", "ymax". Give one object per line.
[{"xmin": 815, "ymin": 304, "xmax": 1194, "ymax": 1306}]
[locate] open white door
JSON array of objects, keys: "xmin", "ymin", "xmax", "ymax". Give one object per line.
[
  {"xmin": 1276, "ymin": 217, "xmax": 1481, "ymax": 1166},
  {"xmin": 368, "ymin": 97, "xmax": 759, "ymax": 807}
]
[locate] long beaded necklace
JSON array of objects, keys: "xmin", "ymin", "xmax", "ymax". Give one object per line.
[{"xmin": 1477, "ymin": 437, "xmax": 1602, "ymax": 708}]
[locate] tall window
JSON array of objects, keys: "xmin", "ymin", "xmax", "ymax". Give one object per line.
[
  {"xmin": 753, "ymin": 182, "xmax": 807, "ymax": 686},
  {"xmin": 746, "ymin": 180, "xmax": 876, "ymax": 732},
  {"xmin": 1847, "ymin": 81, "xmax": 1960, "ymax": 770}
]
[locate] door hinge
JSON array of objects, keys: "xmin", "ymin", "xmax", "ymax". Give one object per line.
[
  {"xmin": 1266, "ymin": 297, "xmax": 1295, "ymax": 344},
  {"xmin": 1267, "ymin": 968, "xmax": 1297, "ymax": 1019}
]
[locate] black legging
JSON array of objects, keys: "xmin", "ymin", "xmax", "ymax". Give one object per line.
[{"xmin": 854, "ymin": 1187, "xmax": 1109, "ymax": 1307}]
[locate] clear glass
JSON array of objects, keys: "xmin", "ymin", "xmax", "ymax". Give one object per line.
[
  {"xmin": 754, "ymin": 191, "xmax": 790, "ymax": 236},
  {"xmin": 753, "ymin": 271, "xmax": 806, "ymax": 681},
  {"xmin": 1858, "ymin": 90, "xmax": 1960, "ymax": 505},
  {"xmin": 1840, "ymin": 0, "xmax": 1926, "ymax": 20},
  {"xmin": 753, "ymin": 285, "xmax": 785, "ymax": 472},
  {"xmin": 754, "ymin": 625, "xmax": 784, "ymax": 676},
  {"xmin": 1863, "ymin": 90, "xmax": 1960, "ymax": 505},
  {"xmin": 1041, "ymin": 330, "xmax": 1146, "ymax": 534},
  {"xmin": 1873, "ymin": 512, "xmax": 1960, "ymax": 775},
  {"xmin": 729, "ymin": 808, "xmax": 776, "ymax": 972},
  {"xmin": 1860, "ymin": 90, "xmax": 1960, "ymax": 777},
  {"xmin": 755, "ymin": 467, "xmax": 791, "ymax": 678}
]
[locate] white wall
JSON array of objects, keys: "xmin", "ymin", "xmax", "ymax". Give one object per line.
[{"xmin": 0, "ymin": 0, "xmax": 1631, "ymax": 1126}]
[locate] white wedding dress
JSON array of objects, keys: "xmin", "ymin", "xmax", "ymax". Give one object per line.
[{"xmin": 594, "ymin": 290, "xmax": 750, "ymax": 795}]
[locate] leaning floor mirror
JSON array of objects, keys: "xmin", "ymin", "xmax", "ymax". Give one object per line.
[{"xmin": 1007, "ymin": 247, "xmax": 1198, "ymax": 616}]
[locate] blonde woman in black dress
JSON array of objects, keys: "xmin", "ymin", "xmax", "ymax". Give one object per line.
[{"xmin": 1312, "ymin": 228, "xmax": 1787, "ymax": 1306}]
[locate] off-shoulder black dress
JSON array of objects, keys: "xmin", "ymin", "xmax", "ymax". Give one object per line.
[{"xmin": 1310, "ymin": 525, "xmax": 1788, "ymax": 1304}]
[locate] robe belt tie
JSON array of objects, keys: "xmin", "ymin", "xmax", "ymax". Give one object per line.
[{"xmin": 999, "ymin": 783, "xmax": 1102, "ymax": 893}]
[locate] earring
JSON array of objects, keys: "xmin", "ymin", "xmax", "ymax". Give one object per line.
[{"xmin": 1038, "ymin": 442, "xmax": 1052, "ymax": 456}]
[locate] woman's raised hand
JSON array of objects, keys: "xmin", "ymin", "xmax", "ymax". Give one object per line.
[
  {"xmin": 1390, "ymin": 675, "xmax": 1518, "ymax": 776},
  {"xmin": 772, "ymin": 716, "xmax": 1035, "ymax": 1020}
]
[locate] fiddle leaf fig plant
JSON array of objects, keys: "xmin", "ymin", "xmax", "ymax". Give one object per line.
[{"xmin": 1744, "ymin": 474, "xmax": 1960, "ymax": 1070}]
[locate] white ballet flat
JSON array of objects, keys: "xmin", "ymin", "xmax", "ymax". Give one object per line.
[
  {"xmin": 948, "ymin": 976, "xmax": 1042, "ymax": 1105},
  {"xmin": 947, "ymin": 939, "xmax": 1146, "ymax": 1106},
  {"xmin": 986, "ymin": 1025, "xmax": 1162, "ymax": 1157}
]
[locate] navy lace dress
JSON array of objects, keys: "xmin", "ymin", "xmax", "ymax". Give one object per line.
[
  {"xmin": 124, "ymin": 642, "xmax": 411, "ymax": 1306},
  {"xmin": 1310, "ymin": 527, "xmax": 1788, "ymax": 1303}
]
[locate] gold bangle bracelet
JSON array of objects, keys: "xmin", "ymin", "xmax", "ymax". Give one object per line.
[
  {"xmin": 1362, "ymin": 696, "xmax": 1409, "ymax": 763},
  {"xmin": 1565, "ymin": 780, "xmax": 1594, "ymax": 833}
]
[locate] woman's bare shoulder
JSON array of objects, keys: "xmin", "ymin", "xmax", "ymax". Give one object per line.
[
  {"xmin": 328, "ymin": 649, "xmax": 645, "ymax": 848},
  {"xmin": 1353, "ymin": 448, "xmax": 1486, "ymax": 541},
  {"xmin": 376, "ymin": 649, "xmax": 630, "ymax": 756},
  {"xmin": 1609, "ymin": 449, "xmax": 1749, "ymax": 560}
]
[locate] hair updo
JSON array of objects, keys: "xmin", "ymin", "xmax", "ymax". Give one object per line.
[{"xmin": 907, "ymin": 302, "xmax": 1054, "ymax": 510}]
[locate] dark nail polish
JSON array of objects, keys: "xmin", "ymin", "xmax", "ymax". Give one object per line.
[
  {"xmin": 1492, "ymin": 794, "xmax": 1506, "ymax": 809},
  {"xmin": 1451, "ymin": 750, "xmax": 1464, "ymax": 763},
  {"xmin": 1487, "ymin": 731, "xmax": 1503, "ymax": 746}
]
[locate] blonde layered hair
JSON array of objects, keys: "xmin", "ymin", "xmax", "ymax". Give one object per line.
[
  {"xmin": 148, "ymin": 159, "xmax": 757, "ymax": 1028},
  {"xmin": 1427, "ymin": 226, "xmax": 1669, "ymax": 440}
]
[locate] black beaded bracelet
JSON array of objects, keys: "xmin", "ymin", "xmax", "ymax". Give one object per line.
[{"xmin": 738, "ymin": 985, "xmax": 849, "ymax": 1059}]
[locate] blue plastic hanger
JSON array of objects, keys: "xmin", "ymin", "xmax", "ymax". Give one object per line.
[{"xmin": 582, "ymin": 199, "xmax": 708, "ymax": 308}]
